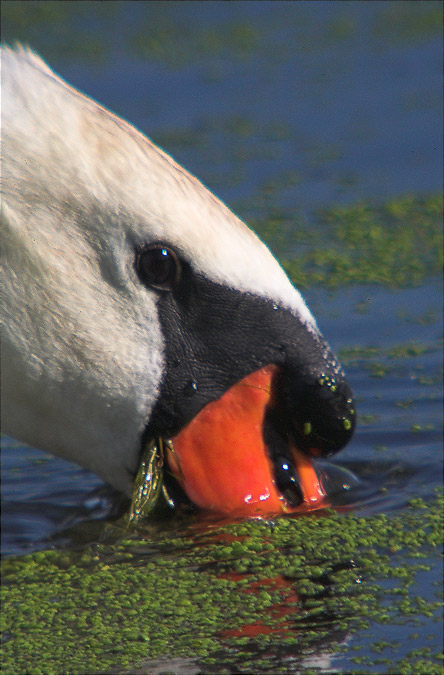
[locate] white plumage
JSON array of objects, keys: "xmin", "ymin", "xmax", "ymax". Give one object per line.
[{"xmin": 1, "ymin": 46, "xmax": 320, "ymax": 495}]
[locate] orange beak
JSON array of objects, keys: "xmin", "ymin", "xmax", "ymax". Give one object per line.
[{"xmin": 166, "ymin": 364, "xmax": 326, "ymax": 516}]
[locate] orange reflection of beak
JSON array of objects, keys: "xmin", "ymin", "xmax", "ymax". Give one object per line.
[{"xmin": 167, "ymin": 364, "xmax": 327, "ymax": 516}]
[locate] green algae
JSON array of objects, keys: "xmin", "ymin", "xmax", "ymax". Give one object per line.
[
  {"xmin": 1, "ymin": 493, "xmax": 442, "ymax": 675},
  {"xmin": 1, "ymin": 1, "xmax": 115, "ymax": 63},
  {"xmin": 3, "ymin": 1, "xmax": 441, "ymax": 69},
  {"xmin": 127, "ymin": 438, "xmax": 173, "ymax": 524},
  {"xmin": 2, "ymin": 1, "xmax": 261, "ymax": 68},
  {"xmin": 129, "ymin": 16, "xmax": 260, "ymax": 68},
  {"xmin": 372, "ymin": 2, "xmax": 442, "ymax": 43},
  {"xmin": 334, "ymin": 336, "xmax": 442, "ymax": 448},
  {"xmin": 278, "ymin": 194, "xmax": 443, "ymax": 290},
  {"xmin": 339, "ymin": 342, "xmax": 438, "ymax": 364},
  {"xmin": 239, "ymin": 192, "xmax": 442, "ymax": 290}
]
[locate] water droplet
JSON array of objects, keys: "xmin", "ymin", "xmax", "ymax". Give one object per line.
[{"xmin": 183, "ymin": 380, "xmax": 198, "ymax": 396}]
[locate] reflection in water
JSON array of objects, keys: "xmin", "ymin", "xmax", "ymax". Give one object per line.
[
  {"xmin": 0, "ymin": 453, "xmax": 423, "ymax": 557},
  {"xmin": 3, "ymin": 476, "xmax": 438, "ymax": 675}
]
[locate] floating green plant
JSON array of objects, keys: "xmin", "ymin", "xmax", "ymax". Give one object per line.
[
  {"xmin": 1, "ymin": 492, "xmax": 442, "ymax": 675},
  {"xmin": 279, "ymin": 194, "xmax": 443, "ymax": 290}
]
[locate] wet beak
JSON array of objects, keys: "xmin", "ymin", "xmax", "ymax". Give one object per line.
[{"xmin": 166, "ymin": 364, "xmax": 327, "ymax": 517}]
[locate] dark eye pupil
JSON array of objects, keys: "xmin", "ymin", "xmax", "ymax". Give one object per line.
[{"xmin": 138, "ymin": 247, "xmax": 177, "ymax": 288}]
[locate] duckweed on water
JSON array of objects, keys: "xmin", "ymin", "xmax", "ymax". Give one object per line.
[
  {"xmin": 1, "ymin": 492, "xmax": 442, "ymax": 675},
  {"xmin": 339, "ymin": 342, "xmax": 439, "ymax": 364},
  {"xmin": 280, "ymin": 194, "xmax": 443, "ymax": 289},
  {"xmin": 3, "ymin": 1, "xmax": 442, "ymax": 68}
]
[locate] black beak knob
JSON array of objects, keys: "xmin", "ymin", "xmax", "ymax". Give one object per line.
[{"xmin": 281, "ymin": 370, "xmax": 356, "ymax": 458}]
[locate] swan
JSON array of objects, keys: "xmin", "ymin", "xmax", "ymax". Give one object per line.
[{"xmin": 1, "ymin": 45, "xmax": 356, "ymax": 515}]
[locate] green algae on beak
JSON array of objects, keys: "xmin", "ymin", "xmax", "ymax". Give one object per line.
[
  {"xmin": 128, "ymin": 438, "xmax": 178, "ymax": 524},
  {"xmin": 128, "ymin": 438, "xmax": 164, "ymax": 523}
]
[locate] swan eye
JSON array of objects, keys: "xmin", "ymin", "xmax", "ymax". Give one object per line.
[{"xmin": 136, "ymin": 246, "xmax": 181, "ymax": 290}]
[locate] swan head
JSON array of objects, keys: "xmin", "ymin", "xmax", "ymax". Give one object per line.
[{"xmin": 1, "ymin": 46, "xmax": 356, "ymax": 514}]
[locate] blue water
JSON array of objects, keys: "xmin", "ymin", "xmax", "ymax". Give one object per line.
[{"xmin": 53, "ymin": 2, "xmax": 442, "ymax": 212}]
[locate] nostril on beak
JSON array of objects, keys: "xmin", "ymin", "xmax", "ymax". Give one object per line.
[{"xmin": 281, "ymin": 371, "xmax": 356, "ymax": 458}]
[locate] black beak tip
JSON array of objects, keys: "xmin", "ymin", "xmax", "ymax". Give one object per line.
[{"xmin": 287, "ymin": 374, "xmax": 357, "ymax": 459}]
